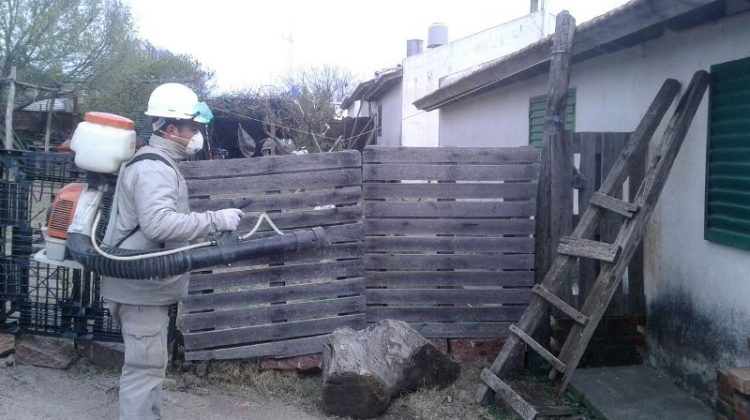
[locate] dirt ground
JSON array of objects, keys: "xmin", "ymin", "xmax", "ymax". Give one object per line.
[
  {"xmin": 0, "ymin": 356, "xmax": 525, "ymax": 420},
  {"xmin": 0, "ymin": 361, "xmax": 326, "ymax": 420}
]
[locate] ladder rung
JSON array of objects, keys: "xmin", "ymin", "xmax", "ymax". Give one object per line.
[
  {"xmin": 532, "ymin": 284, "xmax": 589, "ymax": 325},
  {"xmin": 558, "ymin": 237, "xmax": 621, "ymax": 263},
  {"xmin": 590, "ymin": 192, "xmax": 639, "ymax": 218},
  {"xmin": 509, "ymin": 324, "xmax": 567, "ymax": 373},
  {"xmin": 480, "ymin": 368, "xmax": 539, "ymax": 420}
]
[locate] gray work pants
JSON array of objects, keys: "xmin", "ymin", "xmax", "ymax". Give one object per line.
[{"xmin": 109, "ymin": 302, "xmax": 170, "ymax": 420}]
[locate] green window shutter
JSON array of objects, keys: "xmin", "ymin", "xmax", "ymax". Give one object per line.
[
  {"xmin": 529, "ymin": 89, "xmax": 576, "ymax": 148},
  {"xmin": 705, "ymin": 57, "xmax": 750, "ymax": 250}
]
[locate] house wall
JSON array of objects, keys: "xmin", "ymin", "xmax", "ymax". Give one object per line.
[
  {"xmin": 438, "ymin": 12, "xmax": 750, "ymax": 400},
  {"xmin": 374, "ymin": 81, "xmax": 403, "ymax": 146},
  {"xmin": 400, "ymin": 10, "xmax": 556, "ymax": 147},
  {"xmin": 345, "ymin": 100, "xmax": 370, "ymax": 118}
]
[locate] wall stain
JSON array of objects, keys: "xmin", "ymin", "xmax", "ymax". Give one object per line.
[{"xmin": 647, "ymin": 288, "xmax": 749, "ymax": 404}]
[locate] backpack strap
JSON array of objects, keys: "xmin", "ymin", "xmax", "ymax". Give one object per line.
[
  {"xmin": 117, "ymin": 152, "xmax": 176, "ymax": 249},
  {"xmin": 125, "ymin": 152, "xmax": 177, "ymax": 173}
]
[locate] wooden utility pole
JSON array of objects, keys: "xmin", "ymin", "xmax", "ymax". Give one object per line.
[
  {"xmin": 44, "ymin": 90, "xmax": 58, "ymax": 152},
  {"xmin": 4, "ymin": 66, "xmax": 16, "ymax": 150},
  {"xmin": 531, "ymin": 10, "xmax": 575, "ymax": 369}
]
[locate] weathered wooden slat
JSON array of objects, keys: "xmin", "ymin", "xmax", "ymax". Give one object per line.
[
  {"xmin": 363, "ymin": 146, "xmax": 540, "ymax": 164},
  {"xmin": 183, "ymin": 277, "xmax": 365, "ymax": 312},
  {"xmin": 189, "ymin": 186, "xmax": 361, "ymax": 213},
  {"xmin": 185, "ymin": 334, "xmax": 328, "ymax": 361},
  {"xmin": 365, "ymin": 236, "xmax": 534, "ymax": 253},
  {"xmin": 364, "ymin": 163, "xmax": 538, "ymax": 182},
  {"xmin": 589, "ymin": 191, "xmax": 639, "ymax": 218},
  {"xmin": 363, "ymin": 182, "xmax": 537, "ymax": 200},
  {"xmin": 364, "ymin": 200, "xmax": 535, "ymax": 219},
  {"xmin": 365, "ymin": 288, "xmax": 531, "ymax": 305},
  {"xmin": 220, "ymin": 242, "xmax": 362, "ymax": 270},
  {"xmin": 189, "ymin": 259, "xmax": 364, "ymax": 292},
  {"xmin": 179, "ymin": 150, "xmax": 361, "ymax": 179},
  {"xmin": 531, "ymin": 285, "xmax": 589, "ymax": 325},
  {"xmin": 365, "ymin": 254, "xmax": 534, "ymax": 271},
  {"xmin": 509, "ymin": 324, "xmax": 566, "ymax": 373},
  {"xmin": 557, "ymin": 237, "xmax": 621, "ymax": 263},
  {"xmin": 184, "ymin": 313, "xmax": 366, "ymax": 350},
  {"xmin": 365, "ymin": 218, "xmax": 535, "ymax": 236},
  {"xmin": 182, "ymin": 296, "xmax": 365, "ymax": 331},
  {"xmin": 236, "ymin": 206, "xmax": 363, "ymax": 232},
  {"xmin": 480, "ymin": 369, "xmax": 538, "ymax": 420},
  {"xmin": 628, "ymin": 131, "xmax": 648, "ymax": 316},
  {"xmin": 233, "ymin": 223, "xmax": 362, "ymax": 244},
  {"xmin": 366, "ymin": 306, "xmax": 526, "ymax": 323},
  {"xmin": 365, "ymin": 271, "xmax": 534, "ymax": 288},
  {"xmin": 576, "ymin": 132, "xmax": 600, "ymax": 310},
  {"xmin": 599, "ymin": 133, "xmax": 630, "ymax": 316},
  {"xmin": 187, "ymin": 168, "xmax": 362, "ymax": 196},
  {"xmin": 410, "ymin": 322, "xmax": 512, "ymax": 339}
]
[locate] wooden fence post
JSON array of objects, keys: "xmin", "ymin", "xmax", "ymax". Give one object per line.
[{"xmin": 531, "ymin": 10, "xmax": 575, "ymax": 369}]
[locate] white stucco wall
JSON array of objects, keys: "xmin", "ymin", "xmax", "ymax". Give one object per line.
[
  {"xmin": 345, "ymin": 100, "xmax": 370, "ymax": 118},
  {"xmin": 438, "ymin": 12, "xmax": 750, "ymax": 398},
  {"xmin": 400, "ymin": 11, "xmax": 556, "ymax": 147},
  {"xmin": 374, "ymin": 81, "xmax": 403, "ymax": 146}
]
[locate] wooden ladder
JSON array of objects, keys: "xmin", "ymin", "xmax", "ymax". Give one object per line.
[{"xmin": 476, "ymin": 71, "xmax": 710, "ymax": 419}]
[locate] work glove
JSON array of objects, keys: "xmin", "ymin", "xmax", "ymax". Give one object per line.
[{"xmin": 214, "ymin": 208, "xmax": 244, "ymax": 231}]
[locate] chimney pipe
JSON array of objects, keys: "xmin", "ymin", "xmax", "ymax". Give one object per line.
[{"xmin": 406, "ymin": 39, "xmax": 424, "ymax": 57}]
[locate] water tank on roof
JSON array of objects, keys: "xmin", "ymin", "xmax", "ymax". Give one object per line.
[{"xmin": 427, "ymin": 23, "xmax": 448, "ymax": 48}]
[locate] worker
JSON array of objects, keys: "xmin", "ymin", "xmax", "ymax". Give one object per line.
[{"xmin": 101, "ymin": 83, "xmax": 244, "ymax": 420}]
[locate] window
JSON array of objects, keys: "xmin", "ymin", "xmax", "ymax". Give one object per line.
[
  {"xmin": 705, "ymin": 56, "xmax": 750, "ymax": 250},
  {"xmin": 529, "ymin": 89, "xmax": 576, "ymax": 148}
]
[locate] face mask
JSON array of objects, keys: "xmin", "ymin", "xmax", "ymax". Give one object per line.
[{"xmin": 185, "ymin": 131, "xmax": 204, "ymax": 155}]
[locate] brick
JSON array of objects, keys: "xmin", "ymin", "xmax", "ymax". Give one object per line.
[
  {"xmin": 260, "ymin": 354, "xmax": 322, "ymax": 374},
  {"xmin": 719, "ymin": 369, "xmax": 732, "ymax": 390},
  {"xmin": 429, "ymin": 339, "xmax": 449, "ymax": 354},
  {"xmin": 75, "ymin": 339, "xmax": 124, "ymax": 369},
  {"xmin": 0, "ymin": 333, "xmax": 14, "ymax": 357},
  {"xmin": 728, "ymin": 368, "xmax": 750, "ymax": 396},
  {"xmin": 15, "ymin": 335, "xmax": 78, "ymax": 369},
  {"xmin": 733, "ymin": 392, "xmax": 750, "ymax": 413}
]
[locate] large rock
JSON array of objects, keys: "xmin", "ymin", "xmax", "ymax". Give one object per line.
[
  {"xmin": 75, "ymin": 339, "xmax": 124, "ymax": 369},
  {"xmin": 322, "ymin": 319, "xmax": 460, "ymax": 419},
  {"xmin": 15, "ymin": 335, "xmax": 78, "ymax": 369}
]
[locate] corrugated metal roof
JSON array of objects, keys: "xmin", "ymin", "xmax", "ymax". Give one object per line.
[{"xmin": 22, "ymin": 98, "xmax": 74, "ymax": 113}]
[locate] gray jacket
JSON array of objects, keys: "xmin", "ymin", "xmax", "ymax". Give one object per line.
[{"xmin": 101, "ymin": 135, "xmax": 220, "ymax": 305}]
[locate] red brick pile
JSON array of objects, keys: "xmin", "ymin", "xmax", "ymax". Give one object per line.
[{"xmin": 717, "ymin": 367, "xmax": 750, "ymax": 420}]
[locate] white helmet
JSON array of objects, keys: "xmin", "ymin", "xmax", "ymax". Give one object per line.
[{"xmin": 145, "ymin": 83, "xmax": 212, "ymax": 123}]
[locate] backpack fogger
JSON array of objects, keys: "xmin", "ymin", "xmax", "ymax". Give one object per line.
[{"xmin": 34, "ymin": 112, "xmax": 325, "ymax": 279}]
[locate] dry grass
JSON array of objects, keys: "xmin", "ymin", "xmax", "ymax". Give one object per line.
[{"xmin": 200, "ymin": 360, "xmax": 517, "ymax": 419}]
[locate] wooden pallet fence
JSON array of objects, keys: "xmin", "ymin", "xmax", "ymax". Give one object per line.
[
  {"xmin": 362, "ymin": 146, "xmax": 539, "ymax": 339},
  {"xmin": 178, "ymin": 151, "xmax": 365, "ymax": 361}
]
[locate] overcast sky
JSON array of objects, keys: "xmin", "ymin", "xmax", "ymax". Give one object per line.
[{"xmin": 125, "ymin": 0, "xmax": 630, "ymax": 93}]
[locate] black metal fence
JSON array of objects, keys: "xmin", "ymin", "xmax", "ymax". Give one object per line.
[{"xmin": 0, "ymin": 150, "xmax": 120, "ymax": 340}]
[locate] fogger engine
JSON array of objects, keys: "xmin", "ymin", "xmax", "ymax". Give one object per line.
[{"xmin": 35, "ymin": 112, "xmax": 325, "ymax": 279}]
